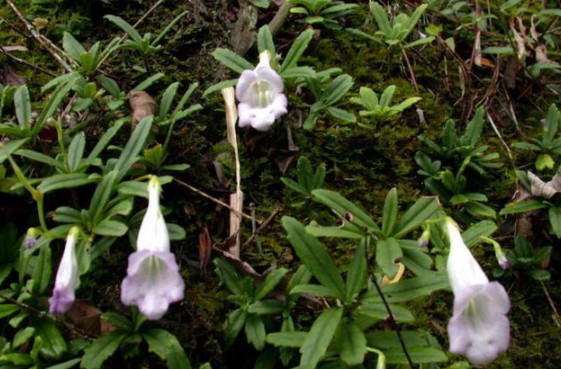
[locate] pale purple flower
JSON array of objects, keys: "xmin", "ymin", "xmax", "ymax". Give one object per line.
[
  {"xmin": 445, "ymin": 219, "xmax": 510, "ymax": 365},
  {"xmin": 121, "ymin": 177, "xmax": 184, "ymax": 320},
  {"xmin": 23, "ymin": 228, "xmax": 41, "ymax": 250},
  {"xmin": 235, "ymin": 51, "xmax": 287, "ymax": 131},
  {"xmin": 49, "ymin": 227, "xmax": 80, "ymax": 314}
]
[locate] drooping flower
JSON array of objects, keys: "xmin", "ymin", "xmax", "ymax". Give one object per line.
[
  {"xmin": 445, "ymin": 219, "xmax": 510, "ymax": 365},
  {"xmin": 235, "ymin": 51, "xmax": 287, "ymax": 131},
  {"xmin": 121, "ymin": 176, "xmax": 184, "ymax": 320},
  {"xmin": 23, "ymin": 227, "xmax": 41, "ymax": 250},
  {"xmin": 49, "ymin": 227, "xmax": 80, "ymax": 314}
]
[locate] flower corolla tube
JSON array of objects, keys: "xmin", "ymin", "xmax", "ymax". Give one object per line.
[
  {"xmin": 121, "ymin": 176, "xmax": 184, "ymax": 320},
  {"xmin": 235, "ymin": 51, "xmax": 287, "ymax": 131},
  {"xmin": 49, "ymin": 227, "xmax": 80, "ymax": 314},
  {"xmin": 445, "ymin": 219, "xmax": 510, "ymax": 365}
]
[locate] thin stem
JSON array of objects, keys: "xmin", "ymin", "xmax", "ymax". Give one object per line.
[
  {"xmin": 0, "ymin": 48, "xmax": 57, "ymax": 77},
  {"xmin": 401, "ymin": 47, "xmax": 419, "ymax": 93},
  {"xmin": 371, "ymin": 271, "xmax": 416, "ymax": 368}
]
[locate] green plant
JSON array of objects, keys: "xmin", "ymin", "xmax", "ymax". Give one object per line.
[
  {"xmin": 105, "ymin": 12, "xmax": 188, "ymax": 57},
  {"xmin": 494, "ymin": 235, "xmax": 551, "ymax": 281},
  {"xmin": 351, "ymin": 2, "xmax": 432, "ymax": 48},
  {"xmin": 350, "ymin": 85, "xmax": 421, "ymax": 125},
  {"xmin": 289, "ymin": 0, "xmax": 359, "ymax": 29},
  {"xmin": 512, "ymin": 104, "xmax": 561, "ymax": 171},
  {"xmin": 281, "ymin": 156, "xmax": 326, "ymax": 195}
]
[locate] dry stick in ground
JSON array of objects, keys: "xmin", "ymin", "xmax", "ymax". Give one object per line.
[
  {"xmin": 541, "ymin": 281, "xmax": 561, "ymax": 327},
  {"xmin": 243, "ymin": 207, "xmax": 283, "ymax": 247},
  {"xmin": 174, "ymin": 178, "xmax": 258, "ymax": 223},
  {"xmin": 7, "ymin": 0, "xmax": 73, "ymax": 73},
  {"xmin": 96, "ymin": 0, "xmax": 165, "ymax": 69},
  {"xmin": 0, "ymin": 48, "xmax": 57, "ymax": 77}
]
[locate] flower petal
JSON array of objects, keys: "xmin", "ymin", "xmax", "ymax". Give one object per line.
[
  {"xmin": 446, "ymin": 221, "xmax": 488, "ymax": 293},
  {"xmin": 121, "ymin": 250, "xmax": 184, "ymax": 320},
  {"xmin": 235, "ymin": 70, "xmax": 258, "ymax": 102},
  {"xmin": 255, "ymin": 66, "xmax": 283, "ymax": 93},
  {"xmin": 448, "ymin": 282, "xmax": 510, "ymax": 365},
  {"xmin": 137, "ymin": 178, "xmax": 169, "ymax": 253}
]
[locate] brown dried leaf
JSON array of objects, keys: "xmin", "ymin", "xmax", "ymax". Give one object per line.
[
  {"xmin": 129, "ymin": 90, "xmax": 157, "ymax": 126},
  {"xmin": 198, "ymin": 222, "xmax": 212, "ymax": 275},
  {"xmin": 66, "ymin": 301, "xmax": 102, "ymax": 336}
]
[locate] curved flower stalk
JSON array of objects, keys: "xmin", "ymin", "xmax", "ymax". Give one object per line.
[
  {"xmin": 49, "ymin": 227, "xmax": 80, "ymax": 314},
  {"xmin": 121, "ymin": 176, "xmax": 184, "ymax": 320},
  {"xmin": 235, "ymin": 51, "xmax": 287, "ymax": 131},
  {"xmin": 445, "ymin": 219, "xmax": 510, "ymax": 365}
]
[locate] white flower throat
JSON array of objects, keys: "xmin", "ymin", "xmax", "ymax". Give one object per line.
[{"xmin": 250, "ymin": 80, "xmax": 275, "ymax": 107}]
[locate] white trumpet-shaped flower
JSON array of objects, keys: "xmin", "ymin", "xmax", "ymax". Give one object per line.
[
  {"xmin": 121, "ymin": 177, "xmax": 184, "ymax": 320},
  {"xmin": 445, "ymin": 219, "xmax": 510, "ymax": 365},
  {"xmin": 235, "ymin": 51, "xmax": 287, "ymax": 131},
  {"xmin": 49, "ymin": 227, "xmax": 80, "ymax": 314}
]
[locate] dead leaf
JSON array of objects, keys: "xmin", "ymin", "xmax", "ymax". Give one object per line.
[
  {"xmin": 0, "ymin": 64, "xmax": 25, "ymax": 86},
  {"xmin": 198, "ymin": 222, "xmax": 212, "ymax": 275},
  {"xmin": 129, "ymin": 90, "xmax": 157, "ymax": 127},
  {"xmin": 528, "ymin": 171, "xmax": 561, "ymax": 200},
  {"xmin": 66, "ymin": 301, "xmax": 102, "ymax": 335}
]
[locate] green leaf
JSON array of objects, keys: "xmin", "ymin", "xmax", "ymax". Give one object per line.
[
  {"xmin": 247, "ymin": 300, "xmax": 285, "ymax": 315},
  {"xmin": 376, "ymin": 238, "xmax": 403, "ymax": 279},
  {"xmin": 320, "ymin": 74, "xmax": 353, "ymax": 106},
  {"xmin": 88, "ymin": 119, "xmax": 126, "ymax": 160},
  {"xmin": 245, "ymin": 314, "xmax": 266, "ymax": 350},
  {"xmin": 282, "ymin": 217, "xmax": 346, "ymax": 300},
  {"xmin": 14, "ymin": 85, "xmax": 31, "ymax": 128},
  {"xmin": 462, "ymin": 220, "xmax": 497, "ymax": 247},
  {"xmin": 212, "ymin": 48, "xmax": 253, "ymax": 73},
  {"xmin": 311, "ymin": 189, "xmax": 380, "ymax": 233},
  {"xmin": 500, "ymin": 200, "xmax": 548, "ymax": 215},
  {"xmin": 333, "ymin": 320, "xmax": 366, "ymax": 366},
  {"xmin": 536, "ymin": 153, "xmax": 555, "ymax": 170},
  {"xmin": 299, "ymin": 307, "xmax": 343, "ymax": 369},
  {"xmin": 114, "ymin": 115, "xmax": 153, "ymax": 181},
  {"xmin": 102, "ymin": 312, "xmax": 133, "ymax": 331},
  {"xmin": 358, "ymin": 303, "xmax": 415, "ymax": 323},
  {"xmin": 203, "ymin": 79, "xmax": 238, "ymax": 96},
  {"xmin": 144, "ymin": 328, "xmax": 192, "ymax": 369},
  {"xmin": 257, "ymin": 25, "xmax": 275, "ymax": 55},
  {"xmin": 363, "ymin": 273, "xmax": 449, "ymax": 303},
  {"xmin": 104, "ymin": 15, "xmax": 143, "ymax": 42},
  {"xmin": 345, "ymin": 241, "xmax": 366, "ymax": 303},
  {"xmin": 255, "ymin": 268, "xmax": 288, "ymax": 300},
  {"xmin": 15, "ymin": 149, "xmax": 64, "ymax": 171},
  {"xmin": 392, "ymin": 197, "xmax": 439, "ymax": 238},
  {"xmin": 67, "ymin": 132, "xmax": 86, "ymax": 172},
  {"xmin": 88, "ymin": 170, "xmax": 118, "ymax": 224},
  {"xmin": 0, "ymin": 139, "xmax": 28, "ymax": 164},
  {"xmin": 382, "ymin": 188, "xmax": 398, "ymax": 236},
  {"xmin": 0, "ymin": 353, "xmax": 34, "ymax": 365},
  {"xmin": 280, "ymin": 29, "xmax": 314, "ymax": 73},
  {"xmin": 133, "ymin": 73, "xmax": 165, "ymax": 91},
  {"xmin": 549, "ymin": 206, "xmax": 561, "ymax": 238},
  {"xmin": 13, "ymin": 327, "xmax": 35, "ymax": 348},
  {"xmin": 152, "ymin": 10, "xmax": 189, "ymax": 46},
  {"xmin": 465, "ymin": 201, "xmax": 496, "ymax": 219},
  {"xmin": 37, "ymin": 173, "xmax": 96, "ymax": 193},
  {"xmin": 81, "ymin": 331, "xmax": 128, "ymax": 369},
  {"xmin": 213, "ymin": 258, "xmax": 245, "ymax": 296},
  {"xmin": 462, "ymin": 106, "xmax": 484, "ymax": 147},
  {"xmin": 266, "ymin": 332, "xmax": 307, "ymax": 348},
  {"xmin": 63, "ymin": 33, "xmax": 86, "ymax": 61},
  {"xmin": 45, "ymin": 358, "xmax": 82, "ymax": 369},
  {"xmin": 327, "ymin": 107, "xmax": 356, "ymax": 122},
  {"xmin": 34, "ymin": 319, "xmax": 67, "ymax": 360},
  {"xmin": 370, "ymin": 2, "xmax": 392, "ymax": 36},
  {"xmin": 31, "ymin": 244, "xmax": 52, "ymax": 294},
  {"xmin": 159, "ymin": 82, "xmax": 179, "ymax": 118},
  {"xmin": 92, "ymin": 219, "xmax": 128, "ymax": 237},
  {"xmin": 225, "ymin": 308, "xmax": 247, "ymax": 346},
  {"xmin": 290, "ymin": 284, "xmax": 342, "ymax": 298}
]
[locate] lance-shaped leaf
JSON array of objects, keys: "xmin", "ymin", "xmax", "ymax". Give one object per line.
[
  {"xmin": 282, "ymin": 217, "xmax": 346, "ymax": 300},
  {"xmin": 299, "ymin": 307, "xmax": 343, "ymax": 369}
]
